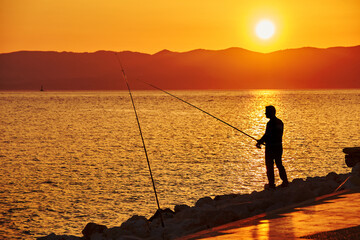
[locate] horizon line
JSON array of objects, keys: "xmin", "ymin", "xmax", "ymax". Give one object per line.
[{"xmin": 1, "ymin": 44, "xmax": 360, "ymax": 55}]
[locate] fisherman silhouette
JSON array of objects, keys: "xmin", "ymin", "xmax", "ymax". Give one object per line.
[{"xmin": 256, "ymin": 105, "xmax": 289, "ymax": 189}]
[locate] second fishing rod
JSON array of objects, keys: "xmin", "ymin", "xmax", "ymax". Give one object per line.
[{"xmin": 114, "ymin": 53, "xmax": 165, "ymax": 228}]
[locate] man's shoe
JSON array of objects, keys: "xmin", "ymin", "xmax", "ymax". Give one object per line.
[{"xmin": 265, "ymin": 183, "xmax": 276, "ymax": 190}]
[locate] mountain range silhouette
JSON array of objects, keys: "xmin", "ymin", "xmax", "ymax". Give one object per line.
[{"xmin": 1, "ymin": 46, "xmax": 359, "ymax": 90}]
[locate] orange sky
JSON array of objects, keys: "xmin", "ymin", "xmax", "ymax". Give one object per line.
[{"xmin": 1, "ymin": 0, "xmax": 359, "ymax": 54}]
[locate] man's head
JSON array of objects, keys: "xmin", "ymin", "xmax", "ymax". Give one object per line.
[{"xmin": 265, "ymin": 105, "xmax": 276, "ymax": 119}]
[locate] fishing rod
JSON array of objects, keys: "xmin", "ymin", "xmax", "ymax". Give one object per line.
[
  {"xmin": 134, "ymin": 78, "xmax": 259, "ymax": 142},
  {"xmin": 114, "ymin": 53, "xmax": 165, "ymax": 227}
]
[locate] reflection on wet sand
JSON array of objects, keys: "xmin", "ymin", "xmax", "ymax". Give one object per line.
[{"xmin": 188, "ymin": 191, "xmax": 360, "ymax": 240}]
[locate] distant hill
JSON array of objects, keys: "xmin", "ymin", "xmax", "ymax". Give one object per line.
[{"xmin": 0, "ymin": 46, "xmax": 359, "ymax": 90}]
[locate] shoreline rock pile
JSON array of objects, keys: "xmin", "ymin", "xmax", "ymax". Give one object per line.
[
  {"xmin": 38, "ymin": 147, "xmax": 360, "ymax": 240},
  {"xmin": 344, "ymin": 147, "xmax": 360, "ymax": 188}
]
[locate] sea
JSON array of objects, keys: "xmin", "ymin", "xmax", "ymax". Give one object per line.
[{"xmin": 0, "ymin": 90, "xmax": 359, "ymax": 239}]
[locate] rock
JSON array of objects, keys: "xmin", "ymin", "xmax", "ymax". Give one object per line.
[
  {"xmin": 249, "ymin": 189, "xmax": 272, "ymax": 201},
  {"xmin": 337, "ymin": 174, "xmax": 349, "ymax": 183},
  {"xmin": 37, "ymin": 233, "xmax": 81, "ymax": 240},
  {"xmin": 345, "ymin": 155, "xmax": 360, "ymax": 167},
  {"xmin": 343, "ymin": 147, "xmax": 360, "ymax": 155},
  {"xmin": 174, "ymin": 207, "xmax": 200, "ymax": 221},
  {"xmin": 214, "ymin": 194, "xmax": 238, "ymax": 201},
  {"xmin": 328, "ymin": 179, "xmax": 340, "ymax": 190},
  {"xmin": 271, "ymin": 188, "xmax": 290, "ymax": 204},
  {"xmin": 82, "ymin": 223, "xmax": 107, "ymax": 240},
  {"xmin": 266, "ymin": 201, "xmax": 285, "ymax": 212},
  {"xmin": 210, "ymin": 210, "xmax": 238, "ymax": 227},
  {"xmin": 290, "ymin": 186, "xmax": 316, "ymax": 203},
  {"xmin": 326, "ymin": 172, "xmax": 338, "ymax": 181},
  {"xmin": 292, "ymin": 178, "xmax": 305, "ymax": 185},
  {"xmin": 120, "ymin": 215, "xmax": 150, "ymax": 238},
  {"xmin": 104, "ymin": 227, "xmax": 129, "ymax": 240},
  {"xmin": 344, "ymin": 147, "xmax": 360, "ymax": 167},
  {"xmin": 232, "ymin": 194, "xmax": 252, "ymax": 203},
  {"xmin": 351, "ymin": 162, "xmax": 360, "ymax": 175},
  {"xmin": 197, "ymin": 209, "xmax": 221, "ymax": 228},
  {"xmin": 174, "ymin": 204, "xmax": 190, "ymax": 214},
  {"xmin": 313, "ymin": 186, "xmax": 330, "ymax": 196},
  {"xmin": 349, "ymin": 175, "xmax": 360, "ymax": 187},
  {"xmin": 221, "ymin": 204, "xmax": 250, "ymax": 220},
  {"xmin": 195, "ymin": 196, "xmax": 214, "ymax": 208},
  {"xmin": 149, "ymin": 208, "xmax": 174, "ymax": 222}
]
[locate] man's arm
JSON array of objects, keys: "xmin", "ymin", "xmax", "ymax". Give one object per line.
[{"xmin": 256, "ymin": 123, "xmax": 269, "ymax": 148}]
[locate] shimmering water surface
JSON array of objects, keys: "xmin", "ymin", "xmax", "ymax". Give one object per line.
[{"xmin": 0, "ymin": 90, "xmax": 359, "ymax": 239}]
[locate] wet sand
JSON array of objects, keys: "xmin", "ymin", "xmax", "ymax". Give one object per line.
[{"xmin": 179, "ymin": 189, "xmax": 360, "ymax": 240}]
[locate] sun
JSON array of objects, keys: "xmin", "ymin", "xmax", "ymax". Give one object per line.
[{"xmin": 255, "ymin": 19, "xmax": 275, "ymax": 40}]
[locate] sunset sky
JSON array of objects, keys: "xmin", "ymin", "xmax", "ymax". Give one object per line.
[{"xmin": 1, "ymin": 0, "xmax": 359, "ymax": 54}]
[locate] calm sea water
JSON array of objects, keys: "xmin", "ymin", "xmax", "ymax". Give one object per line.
[{"xmin": 0, "ymin": 90, "xmax": 359, "ymax": 239}]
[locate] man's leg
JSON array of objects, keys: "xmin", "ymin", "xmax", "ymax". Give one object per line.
[
  {"xmin": 265, "ymin": 150, "xmax": 275, "ymax": 187},
  {"xmin": 275, "ymin": 158, "xmax": 288, "ymax": 183},
  {"xmin": 274, "ymin": 147, "xmax": 288, "ymax": 184}
]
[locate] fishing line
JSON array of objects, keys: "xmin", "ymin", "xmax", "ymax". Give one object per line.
[
  {"xmin": 135, "ymin": 78, "xmax": 259, "ymax": 142},
  {"xmin": 114, "ymin": 53, "xmax": 164, "ymax": 227}
]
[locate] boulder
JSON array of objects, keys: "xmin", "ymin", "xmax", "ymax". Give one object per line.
[
  {"xmin": 82, "ymin": 223, "xmax": 107, "ymax": 240},
  {"xmin": 174, "ymin": 207, "xmax": 200, "ymax": 221},
  {"xmin": 37, "ymin": 233, "xmax": 81, "ymax": 240},
  {"xmin": 149, "ymin": 208, "xmax": 174, "ymax": 222},
  {"xmin": 325, "ymin": 172, "xmax": 338, "ymax": 181},
  {"xmin": 209, "ymin": 210, "xmax": 238, "ymax": 228},
  {"xmin": 221, "ymin": 203, "xmax": 250, "ymax": 220},
  {"xmin": 343, "ymin": 147, "xmax": 360, "ymax": 167},
  {"xmin": 214, "ymin": 194, "xmax": 238, "ymax": 201},
  {"xmin": 174, "ymin": 204, "xmax": 190, "ymax": 214},
  {"xmin": 195, "ymin": 196, "xmax": 214, "ymax": 208},
  {"xmin": 120, "ymin": 215, "xmax": 150, "ymax": 238},
  {"xmin": 349, "ymin": 175, "xmax": 360, "ymax": 187},
  {"xmin": 291, "ymin": 178, "xmax": 305, "ymax": 185},
  {"xmin": 352, "ymin": 162, "xmax": 360, "ymax": 176},
  {"xmin": 343, "ymin": 147, "xmax": 360, "ymax": 155},
  {"xmin": 345, "ymin": 155, "xmax": 360, "ymax": 167},
  {"xmin": 290, "ymin": 186, "xmax": 316, "ymax": 203}
]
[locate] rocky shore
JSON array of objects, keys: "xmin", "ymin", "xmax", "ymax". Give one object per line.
[{"xmin": 38, "ymin": 147, "xmax": 360, "ymax": 240}]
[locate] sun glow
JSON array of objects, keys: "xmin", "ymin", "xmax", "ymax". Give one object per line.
[{"xmin": 255, "ymin": 19, "xmax": 276, "ymax": 40}]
